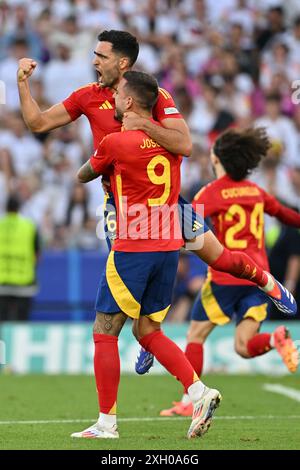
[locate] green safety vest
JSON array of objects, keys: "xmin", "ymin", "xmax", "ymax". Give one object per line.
[{"xmin": 0, "ymin": 213, "xmax": 36, "ymax": 285}]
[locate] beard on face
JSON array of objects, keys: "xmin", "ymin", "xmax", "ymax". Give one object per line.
[
  {"xmin": 97, "ymin": 71, "xmax": 113, "ymax": 88},
  {"xmin": 96, "ymin": 71, "xmax": 102, "ymax": 85},
  {"xmin": 98, "ymin": 66, "xmax": 120, "ymax": 89},
  {"xmin": 212, "ymin": 164, "xmax": 217, "ymax": 178},
  {"xmin": 114, "ymin": 107, "xmax": 123, "ymax": 122}
]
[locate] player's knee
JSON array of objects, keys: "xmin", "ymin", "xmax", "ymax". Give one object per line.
[
  {"xmin": 234, "ymin": 340, "xmax": 250, "ymax": 358},
  {"xmin": 132, "ymin": 321, "xmax": 140, "ymax": 341},
  {"xmin": 138, "ymin": 324, "xmax": 157, "ymax": 339},
  {"xmin": 137, "ymin": 317, "xmax": 160, "ymax": 340},
  {"xmin": 187, "ymin": 321, "xmax": 212, "ymax": 344},
  {"xmin": 187, "ymin": 327, "xmax": 205, "ymax": 344}
]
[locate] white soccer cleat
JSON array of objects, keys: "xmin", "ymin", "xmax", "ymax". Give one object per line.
[
  {"xmin": 71, "ymin": 422, "xmax": 119, "ymax": 439},
  {"xmin": 187, "ymin": 387, "xmax": 222, "ymax": 439}
]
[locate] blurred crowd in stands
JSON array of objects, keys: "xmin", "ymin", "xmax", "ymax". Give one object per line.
[{"xmin": 1, "ymin": 0, "xmax": 300, "ymax": 319}]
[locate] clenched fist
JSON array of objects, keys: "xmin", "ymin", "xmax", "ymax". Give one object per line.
[{"xmin": 17, "ymin": 58, "xmax": 37, "ymax": 82}]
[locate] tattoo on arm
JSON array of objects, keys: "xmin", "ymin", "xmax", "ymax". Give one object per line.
[{"xmin": 77, "ymin": 161, "xmax": 99, "ymax": 183}]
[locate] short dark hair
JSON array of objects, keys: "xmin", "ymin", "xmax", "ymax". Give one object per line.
[
  {"xmin": 123, "ymin": 71, "xmax": 159, "ymax": 111},
  {"xmin": 6, "ymin": 195, "xmax": 21, "ymax": 213},
  {"xmin": 97, "ymin": 30, "xmax": 139, "ymax": 66},
  {"xmin": 269, "ymin": 6, "xmax": 284, "ymax": 16},
  {"xmin": 213, "ymin": 127, "xmax": 271, "ymax": 181},
  {"xmin": 10, "ymin": 36, "xmax": 28, "ymax": 48},
  {"xmin": 265, "ymin": 92, "xmax": 281, "ymax": 103}
]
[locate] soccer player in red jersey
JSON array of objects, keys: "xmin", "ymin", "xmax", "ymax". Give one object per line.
[
  {"xmin": 159, "ymin": 127, "xmax": 300, "ymax": 417},
  {"xmin": 17, "ymin": 30, "xmax": 297, "ymax": 313},
  {"xmin": 72, "ymin": 71, "xmax": 222, "ymax": 439},
  {"xmin": 17, "ymin": 30, "xmax": 191, "ymax": 160}
]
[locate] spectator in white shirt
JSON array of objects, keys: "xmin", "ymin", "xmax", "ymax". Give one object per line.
[
  {"xmin": 260, "ymin": 41, "xmax": 300, "ymax": 91},
  {"xmin": 78, "ymin": 0, "xmax": 124, "ymax": 31},
  {"xmin": 49, "ymin": 14, "xmax": 95, "ymax": 62},
  {"xmin": 0, "ymin": 111, "xmax": 43, "ymax": 177},
  {"xmin": 0, "ymin": 37, "xmax": 39, "ymax": 110},
  {"xmin": 256, "ymin": 92, "xmax": 298, "ymax": 165},
  {"xmin": 284, "ymin": 16, "xmax": 300, "ymax": 62},
  {"xmin": 43, "ymin": 39, "xmax": 94, "ymax": 104}
]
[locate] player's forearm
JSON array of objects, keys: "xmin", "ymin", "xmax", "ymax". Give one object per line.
[
  {"xmin": 140, "ymin": 119, "xmax": 192, "ymax": 156},
  {"xmin": 18, "ymin": 80, "xmax": 46, "ymax": 132},
  {"xmin": 77, "ymin": 161, "xmax": 100, "ymax": 183},
  {"xmin": 284, "ymin": 256, "xmax": 300, "ymax": 293},
  {"xmin": 275, "ymin": 204, "xmax": 300, "ymax": 227}
]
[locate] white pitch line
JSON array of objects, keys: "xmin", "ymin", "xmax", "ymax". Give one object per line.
[
  {"xmin": 1, "ymin": 415, "xmax": 300, "ymax": 426},
  {"xmin": 263, "ymin": 384, "xmax": 300, "ymax": 403}
]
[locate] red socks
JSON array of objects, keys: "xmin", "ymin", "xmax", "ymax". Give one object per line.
[
  {"xmin": 93, "ymin": 333, "xmax": 120, "ymax": 414},
  {"xmin": 247, "ymin": 333, "xmax": 272, "ymax": 357},
  {"xmin": 211, "ymin": 248, "xmax": 268, "ymax": 288},
  {"xmin": 185, "ymin": 343, "xmax": 204, "ymax": 376},
  {"xmin": 184, "ymin": 343, "xmax": 204, "ymax": 394},
  {"xmin": 139, "ymin": 330, "xmax": 198, "ymax": 391}
]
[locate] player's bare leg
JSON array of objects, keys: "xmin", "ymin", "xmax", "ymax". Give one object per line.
[
  {"xmin": 234, "ymin": 319, "xmax": 261, "ymax": 358},
  {"xmin": 135, "ymin": 233, "xmax": 219, "ymax": 375},
  {"xmin": 192, "ymin": 231, "xmax": 297, "ymax": 315},
  {"xmin": 160, "ymin": 320, "xmax": 215, "ymax": 417},
  {"xmin": 71, "ymin": 311, "xmax": 127, "ymax": 439},
  {"xmin": 235, "ymin": 318, "xmax": 299, "ymax": 372},
  {"xmin": 137, "ymin": 316, "xmax": 221, "ymax": 438},
  {"xmin": 93, "ymin": 311, "xmax": 127, "ymax": 335},
  {"xmin": 190, "ymin": 230, "xmax": 223, "ymax": 265},
  {"xmin": 133, "ymin": 318, "xmax": 156, "ymax": 373},
  {"xmin": 187, "ymin": 320, "xmax": 216, "ymax": 345},
  {"xmin": 136, "ymin": 228, "xmax": 296, "ymax": 376}
]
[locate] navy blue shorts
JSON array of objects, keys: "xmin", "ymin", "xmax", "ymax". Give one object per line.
[
  {"xmin": 95, "ymin": 250, "xmax": 179, "ymax": 322},
  {"xmin": 191, "ymin": 279, "xmax": 271, "ymax": 326},
  {"xmin": 103, "ymin": 192, "xmax": 209, "ymax": 250},
  {"xmin": 178, "ymin": 195, "xmax": 209, "ymax": 241}
]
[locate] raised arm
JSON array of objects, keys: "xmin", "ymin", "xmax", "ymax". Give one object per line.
[
  {"xmin": 263, "ymin": 190, "xmax": 300, "ymax": 227},
  {"xmin": 284, "ymin": 255, "xmax": 300, "ymax": 295},
  {"xmin": 17, "ymin": 58, "xmax": 72, "ymax": 133}
]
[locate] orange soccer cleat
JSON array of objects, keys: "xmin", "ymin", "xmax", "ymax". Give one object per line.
[
  {"xmin": 160, "ymin": 401, "xmax": 193, "ymax": 417},
  {"xmin": 273, "ymin": 326, "xmax": 299, "ymax": 373}
]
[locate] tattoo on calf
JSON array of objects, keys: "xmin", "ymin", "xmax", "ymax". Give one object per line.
[
  {"xmin": 104, "ymin": 314, "xmax": 113, "ymax": 331},
  {"xmin": 93, "ymin": 312, "xmax": 127, "ymax": 335}
]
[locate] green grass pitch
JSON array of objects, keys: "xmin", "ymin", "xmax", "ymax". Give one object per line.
[{"xmin": 0, "ymin": 374, "xmax": 299, "ymax": 450}]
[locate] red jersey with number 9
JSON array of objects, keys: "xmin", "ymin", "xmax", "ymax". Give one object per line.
[
  {"xmin": 192, "ymin": 174, "xmax": 280, "ymax": 285},
  {"xmin": 90, "ymin": 124, "xmax": 184, "ymax": 252}
]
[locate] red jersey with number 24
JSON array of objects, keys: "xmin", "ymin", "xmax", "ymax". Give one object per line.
[{"xmin": 192, "ymin": 175, "xmax": 285, "ymax": 286}]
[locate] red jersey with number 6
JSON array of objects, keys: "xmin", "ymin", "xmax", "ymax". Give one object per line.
[
  {"xmin": 90, "ymin": 125, "xmax": 183, "ymax": 252},
  {"xmin": 192, "ymin": 175, "xmax": 283, "ymax": 286}
]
